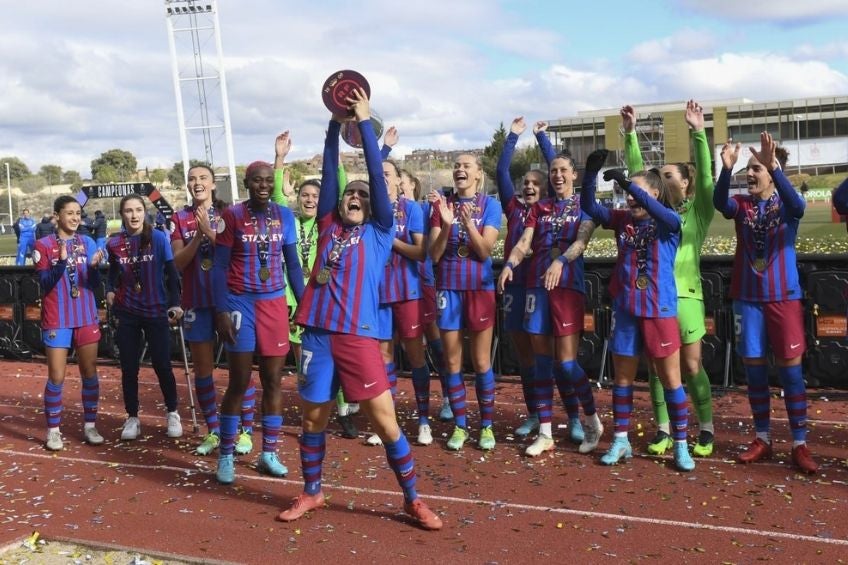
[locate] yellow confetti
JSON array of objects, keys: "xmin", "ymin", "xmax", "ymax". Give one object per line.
[{"xmin": 557, "ymin": 522, "xmax": 563, "ymax": 529}]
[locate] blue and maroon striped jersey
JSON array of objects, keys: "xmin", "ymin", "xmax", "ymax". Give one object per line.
[
  {"xmin": 581, "ymin": 172, "xmax": 680, "ymax": 318},
  {"xmin": 107, "ymin": 229, "xmax": 174, "ymax": 318},
  {"xmin": 429, "ymin": 193, "xmax": 502, "ymax": 290},
  {"xmin": 418, "ymin": 201, "xmax": 435, "ymax": 287},
  {"xmin": 170, "ymin": 206, "xmax": 217, "ymax": 309},
  {"xmin": 714, "ymin": 167, "xmax": 804, "ymax": 302},
  {"xmin": 380, "ymin": 196, "xmax": 424, "ymax": 303},
  {"xmin": 497, "ymin": 132, "xmax": 531, "ymax": 287},
  {"xmin": 523, "ymin": 196, "xmax": 589, "ymax": 292},
  {"xmin": 35, "ymin": 235, "xmax": 99, "ymax": 329},
  {"xmin": 215, "ymin": 202, "xmax": 297, "ymax": 295}
]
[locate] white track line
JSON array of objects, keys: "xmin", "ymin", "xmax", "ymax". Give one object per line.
[{"xmin": 3, "ymin": 448, "xmax": 847, "ymax": 547}]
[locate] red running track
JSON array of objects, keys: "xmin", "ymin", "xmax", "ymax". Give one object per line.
[{"xmin": 0, "ymin": 359, "xmax": 846, "ymax": 563}]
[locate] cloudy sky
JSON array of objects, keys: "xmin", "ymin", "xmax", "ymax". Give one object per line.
[{"xmin": 2, "ymin": 0, "xmax": 848, "ymax": 178}]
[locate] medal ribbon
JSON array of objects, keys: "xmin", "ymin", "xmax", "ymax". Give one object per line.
[
  {"xmin": 452, "ymin": 193, "xmax": 482, "ymax": 253},
  {"xmin": 632, "ymin": 221, "xmax": 657, "ymax": 283},
  {"xmin": 123, "ymin": 231, "xmax": 144, "ymax": 290},
  {"xmin": 325, "ymin": 225, "xmax": 361, "ymax": 272},
  {"xmin": 751, "ymin": 193, "xmax": 778, "ymax": 261},
  {"xmin": 247, "ymin": 203, "xmax": 272, "ymax": 278},
  {"xmin": 198, "ymin": 205, "xmax": 216, "ymax": 265},
  {"xmin": 64, "ymin": 236, "xmax": 79, "ymax": 298},
  {"xmin": 298, "ymin": 216, "xmax": 313, "ymax": 269}
]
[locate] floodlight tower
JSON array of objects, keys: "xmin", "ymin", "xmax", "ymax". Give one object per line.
[{"xmin": 164, "ymin": 0, "xmax": 238, "ymax": 202}]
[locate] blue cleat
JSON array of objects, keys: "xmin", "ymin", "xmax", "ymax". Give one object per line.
[
  {"xmin": 257, "ymin": 452, "xmax": 288, "ymax": 477},
  {"xmin": 673, "ymin": 441, "xmax": 695, "ymax": 472},
  {"xmin": 600, "ymin": 436, "xmax": 633, "ymax": 466},
  {"xmin": 217, "ymin": 454, "xmax": 235, "ymax": 484},
  {"xmin": 569, "ymin": 418, "xmax": 585, "ymax": 444}
]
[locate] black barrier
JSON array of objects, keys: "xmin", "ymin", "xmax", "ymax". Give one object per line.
[{"xmin": 1, "ymin": 257, "xmax": 846, "ymax": 387}]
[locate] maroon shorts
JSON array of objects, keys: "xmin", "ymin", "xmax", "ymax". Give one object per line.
[
  {"xmin": 764, "ymin": 300, "xmax": 807, "ymax": 359},
  {"xmin": 550, "ymin": 288, "xmax": 586, "ymax": 337},
  {"xmin": 392, "ymin": 299, "xmax": 424, "ymax": 339},
  {"xmin": 421, "ymin": 285, "xmax": 436, "ymax": 326},
  {"xmin": 332, "ymin": 333, "xmax": 391, "ymax": 402}
]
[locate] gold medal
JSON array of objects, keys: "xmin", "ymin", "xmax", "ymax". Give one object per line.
[
  {"xmin": 70, "ymin": 287, "xmax": 80, "ymax": 299},
  {"xmin": 635, "ymin": 275, "xmax": 649, "ymax": 290},
  {"xmin": 316, "ymin": 267, "xmax": 331, "ymax": 285},
  {"xmin": 259, "ymin": 267, "xmax": 271, "ymax": 282},
  {"xmin": 457, "ymin": 245, "xmax": 470, "ymax": 258},
  {"xmin": 133, "ymin": 282, "xmax": 143, "ymax": 294},
  {"xmin": 200, "ymin": 258, "xmax": 213, "ymax": 271},
  {"xmin": 753, "ymin": 258, "xmax": 767, "ymax": 272},
  {"xmin": 550, "ymin": 248, "xmax": 562, "ymax": 259}
]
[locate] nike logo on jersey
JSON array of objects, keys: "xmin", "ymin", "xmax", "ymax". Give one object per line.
[
  {"xmin": 562, "ymin": 322, "xmax": 574, "ymax": 327},
  {"xmin": 661, "ymin": 342, "xmax": 672, "ymax": 347},
  {"xmin": 364, "ymin": 381, "xmax": 377, "ymax": 388},
  {"xmin": 479, "ymin": 317, "xmax": 490, "ymax": 322},
  {"xmin": 411, "ymin": 324, "xmax": 421, "ymax": 329},
  {"xmin": 790, "ymin": 343, "xmax": 801, "ymax": 349},
  {"xmin": 277, "ymin": 342, "xmax": 287, "ymax": 347},
  {"xmin": 687, "ymin": 329, "xmax": 697, "ymax": 335}
]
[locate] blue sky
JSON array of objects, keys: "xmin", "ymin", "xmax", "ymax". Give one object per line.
[{"xmin": 1, "ymin": 0, "xmax": 847, "ymax": 177}]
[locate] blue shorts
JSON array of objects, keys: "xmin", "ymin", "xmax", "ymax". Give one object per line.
[
  {"xmin": 377, "ymin": 303, "xmax": 394, "ymax": 340},
  {"xmin": 502, "ymin": 285, "xmax": 526, "ymax": 333},
  {"xmin": 523, "ymin": 288, "xmax": 551, "ymax": 335},
  {"xmin": 42, "ymin": 324, "xmax": 101, "ymax": 349},
  {"xmin": 182, "ymin": 307, "xmax": 215, "ymax": 343},
  {"xmin": 298, "ymin": 328, "xmax": 389, "ymax": 403},
  {"xmin": 609, "ymin": 308, "xmax": 681, "ymax": 359},
  {"xmin": 225, "ymin": 291, "xmax": 290, "ymax": 356}
]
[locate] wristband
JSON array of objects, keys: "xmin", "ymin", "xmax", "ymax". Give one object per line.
[
  {"xmin": 556, "ymin": 255, "xmax": 568, "ymax": 265},
  {"xmin": 505, "ymin": 261, "xmax": 515, "ymax": 270}
]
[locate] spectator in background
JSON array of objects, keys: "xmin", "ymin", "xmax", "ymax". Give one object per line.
[
  {"xmin": 35, "ymin": 211, "xmax": 56, "ymax": 240},
  {"xmin": 14, "ymin": 208, "xmax": 36, "ymax": 265},
  {"xmin": 76, "ymin": 211, "xmax": 93, "ymax": 240}
]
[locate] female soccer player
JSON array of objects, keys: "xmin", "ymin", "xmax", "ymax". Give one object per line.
[
  {"xmin": 498, "ymin": 119, "xmax": 602, "ymax": 457},
  {"xmin": 428, "ymin": 153, "xmax": 502, "ymax": 452},
  {"xmin": 581, "ymin": 150, "xmax": 695, "ymax": 472},
  {"xmin": 106, "ymin": 194, "xmax": 183, "ymax": 440},
  {"xmin": 36, "ymin": 195, "xmax": 104, "ymax": 450},
  {"xmin": 213, "ymin": 161, "xmax": 305, "ymax": 484},
  {"xmin": 171, "ymin": 165, "xmax": 256, "ymax": 456},
  {"xmin": 278, "ymin": 89, "xmax": 441, "ymax": 530},
  {"xmin": 714, "ymin": 132, "xmax": 817, "ymax": 474},
  {"xmin": 833, "ymin": 177, "xmax": 848, "ymax": 217},
  {"xmin": 622, "ymin": 101, "xmax": 717, "ymax": 457}
]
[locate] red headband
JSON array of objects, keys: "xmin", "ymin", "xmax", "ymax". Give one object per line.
[{"xmin": 245, "ymin": 160, "xmax": 273, "ymax": 178}]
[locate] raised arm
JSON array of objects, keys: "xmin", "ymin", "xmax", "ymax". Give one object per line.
[
  {"xmin": 381, "ymin": 125, "xmax": 398, "ymax": 160},
  {"xmin": 272, "ymin": 131, "xmax": 295, "ymax": 205},
  {"xmin": 318, "ymin": 120, "xmax": 342, "ymax": 219},
  {"xmin": 687, "ymin": 100, "xmax": 715, "ymax": 221},
  {"xmin": 497, "ymin": 117, "xmax": 524, "ymax": 202},
  {"xmin": 350, "ymin": 89, "xmax": 392, "ymax": 230},
  {"xmin": 581, "ymin": 150, "xmax": 612, "ymax": 227},
  {"xmin": 621, "ymin": 105, "xmax": 644, "ymax": 173},
  {"xmin": 533, "ymin": 121, "xmax": 556, "ymax": 166},
  {"xmin": 713, "ymin": 139, "xmax": 742, "ymax": 218},
  {"xmin": 750, "ymin": 132, "xmax": 805, "ymax": 219}
]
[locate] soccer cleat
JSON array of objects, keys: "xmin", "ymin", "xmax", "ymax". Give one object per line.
[
  {"xmin": 337, "ymin": 414, "xmax": 358, "ymax": 439},
  {"xmin": 737, "ymin": 438, "xmax": 773, "ymax": 464},
  {"xmin": 514, "ymin": 414, "xmax": 540, "ymax": 438},
  {"xmin": 45, "ymin": 429, "xmax": 63, "ymax": 451},
  {"xmin": 195, "ymin": 432, "xmax": 220, "ymax": 455},
  {"xmin": 403, "ymin": 498, "xmax": 443, "ymax": 530},
  {"xmin": 216, "ymin": 454, "xmax": 235, "ymax": 484},
  {"xmin": 121, "ymin": 417, "xmax": 141, "ymax": 441},
  {"xmin": 673, "ymin": 441, "xmax": 696, "ymax": 472},
  {"xmin": 446, "ymin": 426, "xmax": 469, "ymax": 451},
  {"xmin": 646, "ymin": 430, "xmax": 674, "ymax": 455},
  {"xmin": 600, "ymin": 436, "xmax": 633, "ymax": 465},
  {"xmin": 693, "ymin": 431, "xmax": 714, "ymax": 458},
  {"xmin": 417, "ymin": 424, "xmax": 433, "ymax": 446},
  {"xmin": 478, "ymin": 426, "xmax": 496, "ymax": 451},
  {"xmin": 83, "ymin": 426, "xmax": 105, "ymax": 446},
  {"xmin": 578, "ymin": 419, "xmax": 604, "ymax": 454},
  {"xmin": 276, "ymin": 492, "xmax": 325, "ymax": 522},
  {"xmin": 257, "ymin": 452, "xmax": 288, "ymax": 477},
  {"xmin": 438, "ymin": 397, "xmax": 453, "ymax": 422},
  {"xmin": 166, "ymin": 411, "xmax": 183, "ymax": 438},
  {"xmin": 525, "ymin": 434, "xmax": 554, "ymax": 457},
  {"xmin": 366, "ymin": 433, "xmax": 383, "ymax": 446},
  {"xmin": 791, "ymin": 443, "xmax": 819, "ymax": 474},
  {"xmin": 568, "ymin": 419, "xmax": 585, "ymax": 444},
  {"xmin": 234, "ymin": 431, "xmax": 253, "ymax": 455}
]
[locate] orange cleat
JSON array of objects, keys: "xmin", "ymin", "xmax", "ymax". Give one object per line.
[
  {"xmin": 276, "ymin": 492, "xmax": 325, "ymax": 522},
  {"xmin": 404, "ymin": 498, "xmax": 443, "ymax": 531},
  {"xmin": 791, "ymin": 443, "xmax": 819, "ymax": 474},
  {"xmin": 737, "ymin": 437, "xmax": 773, "ymax": 464}
]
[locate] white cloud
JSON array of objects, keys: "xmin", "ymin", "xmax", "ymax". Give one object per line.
[
  {"xmin": 628, "ymin": 29, "xmax": 718, "ymax": 64},
  {"xmin": 678, "ymin": 0, "xmax": 848, "ymax": 23}
]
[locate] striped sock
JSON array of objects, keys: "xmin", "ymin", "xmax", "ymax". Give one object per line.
[
  {"xmin": 685, "ymin": 367, "xmax": 713, "ymax": 432},
  {"xmin": 745, "ymin": 364, "xmax": 770, "ymax": 441},
  {"xmin": 561, "ymin": 360, "xmax": 596, "ymax": 416},
  {"xmin": 44, "ymin": 381, "xmax": 63, "ymax": 428},
  {"xmin": 519, "ymin": 364, "xmax": 535, "ymax": 415},
  {"xmin": 446, "ymin": 372, "xmax": 467, "ymax": 429},
  {"xmin": 649, "ymin": 373, "xmax": 670, "ymax": 432},
  {"xmin": 195, "ymin": 375, "xmax": 220, "ymax": 434},
  {"xmin": 778, "ymin": 365, "xmax": 807, "ymax": 444},
  {"xmin": 428, "ymin": 338, "xmax": 445, "ymax": 378},
  {"xmin": 554, "ymin": 365, "xmax": 580, "ymax": 421},
  {"xmin": 533, "ymin": 355, "xmax": 554, "ymax": 425},
  {"xmin": 219, "ymin": 414, "xmax": 239, "ymax": 456},
  {"xmin": 612, "ymin": 384, "xmax": 633, "ymax": 437},
  {"xmin": 475, "ymin": 368, "xmax": 495, "ymax": 428},
  {"xmin": 663, "ymin": 385, "xmax": 689, "ymax": 441},
  {"xmin": 300, "ymin": 431, "xmax": 326, "ymax": 495},
  {"xmin": 411, "ymin": 365, "xmax": 431, "ymax": 425},
  {"xmin": 386, "ymin": 362, "xmax": 398, "ymax": 399},
  {"xmin": 385, "ymin": 433, "xmax": 418, "ymax": 503},
  {"xmin": 262, "ymin": 414, "xmax": 283, "ymax": 453},
  {"xmin": 81, "ymin": 376, "xmax": 99, "ymax": 423},
  {"xmin": 241, "ymin": 378, "xmax": 256, "ymax": 434}
]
